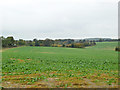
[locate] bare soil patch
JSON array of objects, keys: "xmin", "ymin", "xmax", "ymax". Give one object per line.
[
  {"xmin": 17, "ymin": 59, "xmax": 24, "ymax": 62},
  {"xmin": 10, "ymin": 58, "xmax": 25, "ymax": 63},
  {"xmin": 2, "ymin": 72, "xmax": 118, "ymax": 88}
]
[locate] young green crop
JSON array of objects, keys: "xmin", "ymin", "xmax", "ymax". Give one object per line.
[{"xmin": 2, "ymin": 42, "xmax": 118, "ymax": 88}]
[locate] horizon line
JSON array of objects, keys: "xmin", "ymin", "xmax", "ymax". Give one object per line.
[{"xmin": 0, "ymin": 35, "xmax": 118, "ymax": 40}]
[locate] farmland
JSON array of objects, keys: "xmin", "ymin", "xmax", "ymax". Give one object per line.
[{"xmin": 2, "ymin": 42, "xmax": 118, "ymax": 88}]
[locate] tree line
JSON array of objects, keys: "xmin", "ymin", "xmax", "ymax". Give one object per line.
[{"xmin": 0, "ymin": 36, "xmax": 97, "ymax": 48}]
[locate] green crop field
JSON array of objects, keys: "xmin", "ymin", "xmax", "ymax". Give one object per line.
[{"xmin": 2, "ymin": 42, "xmax": 118, "ymax": 88}]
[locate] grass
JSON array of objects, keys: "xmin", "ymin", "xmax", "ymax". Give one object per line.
[{"xmin": 2, "ymin": 41, "xmax": 118, "ymax": 88}]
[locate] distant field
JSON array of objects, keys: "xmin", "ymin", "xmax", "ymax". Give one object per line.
[{"xmin": 2, "ymin": 42, "xmax": 118, "ymax": 88}]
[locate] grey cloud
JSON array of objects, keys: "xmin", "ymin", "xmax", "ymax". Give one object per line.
[{"xmin": 0, "ymin": 0, "xmax": 118, "ymax": 40}]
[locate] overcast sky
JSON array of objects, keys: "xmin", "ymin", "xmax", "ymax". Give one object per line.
[{"xmin": 0, "ymin": 0, "xmax": 118, "ymax": 40}]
